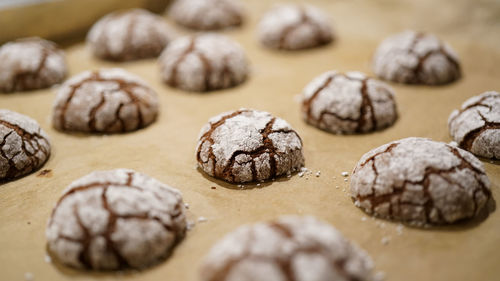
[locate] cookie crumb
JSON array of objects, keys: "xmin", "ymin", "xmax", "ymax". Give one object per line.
[
  {"xmin": 335, "ymin": 185, "xmax": 339, "ymax": 189},
  {"xmin": 374, "ymin": 271, "xmax": 386, "ymax": 281},
  {"xmin": 187, "ymin": 221, "xmax": 195, "ymax": 230},
  {"xmin": 344, "ymin": 178, "xmax": 348, "ymax": 182},
  {"xmin": 211, "ymin": 186, "xmax": 216, "ymax": 190},
  {"xmin": 341, "ymin": 171, "xmax": 349, "ymax": 177},
  {"xmin": 27, "ymin": 221, "xmax": 31, "ymax": 225},
  {"xmin": 24, "ymin": 272, "xmax": 34, "ymax": 281},
  {"xmin": 44, "ymin": 254, "xmax": 52, "ymax": 263},
  {"xmin": 361, "ymin": 217, "xmax": 367, "ymax": 221},
  {"xmin": 37, "ymin": 169, "xmax": 52, "ymax": 177},
  {"xmin": 198, "ymin": 216, "xmax": 208, "ymax": 223},
  {"xmin": 184, "ymin": 203, "xmax": 190, "ymax": 209},
  {"xmin": 381, "ymin": 236, "xmax": 391, "ymax": 245},
  {"xmin": 315, "ymin": 171, "xmax": 321, "ymax": 177},
  {"xmin": 396, "ymin": 224, "xmax": 404, "ymax": 235}
]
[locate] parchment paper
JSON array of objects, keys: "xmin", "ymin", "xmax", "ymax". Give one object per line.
[{"xmin": 1, "ymin": 0, "xmax": 499, "ymax": 280}]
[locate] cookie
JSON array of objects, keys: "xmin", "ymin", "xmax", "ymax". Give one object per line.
[
  {"xmin": 168, "ymin": 0, "xmax": 244, "ymax": 30},
  {"xmin": 373, "ymin": 31, "xmax": 461, "ymax": 85},
  {"xmin": 448, "ymin": 91, "xmax": 500, "ymax": 159},
  {"xmin": 301, "ymin": 71, "xmax": 397, "ymax": 134},
  {"xmin": 350, "ymin": 137, "xmax": 491, "ymax": 225},
  {"xmin": 52, "ymin": 68, "xmax": 159, "ymax": 133},
  {"xmin": 200, "ymin": 216, "xmax": 374, "ymax": 281},
  {"xmin": 46, "ymin": 169, "xmax": 186, "ymax": 270},
  {"xmin": 159, "ymin": 34, "xmax": 248, "ymax": 92},
  {"xmin": 257, "ymin": 4, "xmax": 334, "ymax": 50},
  {"xmin": 196, "ymin": 109, "xmax": 304, "ymax": 183},
  {"xmin": 87, "ymin": 9, "xmax": 176, "ymax": 61},
  {"xmin": 0, "ymin": 109, "xmax": 50, "ymax": 180},
  {"xmin": 0, "ymin": 37, "xmax": 67, "ymax": 92}
]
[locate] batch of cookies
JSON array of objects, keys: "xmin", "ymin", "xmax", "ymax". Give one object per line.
[{"xmin": 0, "ymin": 0, "xmax": 498, "ymax": 280}]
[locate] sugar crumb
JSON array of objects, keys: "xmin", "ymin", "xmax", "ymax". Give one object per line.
[
  {"xmin": 198, "ymin": 216, "xmax": 208, "ymax": 223},
  {"xmin": 341, "ymin": 171, "xmax": 349, "ymax": 177}
]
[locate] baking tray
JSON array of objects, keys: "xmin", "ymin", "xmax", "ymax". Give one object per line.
[{"xmin": 1, "ymin": 0, "xmax": 499, "ymax": 280}]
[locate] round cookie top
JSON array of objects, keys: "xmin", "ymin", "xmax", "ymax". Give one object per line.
[
  {"xmin": 448, "ymin": 91, "xmax": 500, "ymax": 159},
  {"xmin": 301, "ymin": 71, "xmax": 397, "ymax": 134},
  {"xmin": 52, "ymin": 68, "xmax": 159, "ymax": 133},
  {"xmin": 258, "ymin": 4, "xmax": 334, "ymax": 50},
  {"xmin": 46, "ymin": 169, "xmax": 187, "ymax": 270},
  {"xmin": 200, "ymin": 216, "xmax": 374, "ymax": 281},
  {"xmin": 168, "ymin": 0, "xmax": 244, "ymax": 30},
  {"xmin": 87, "ymin": 9, "xmax": 176, "ymax": 61},
  {"xmin": 0, "ymin": 37, "xmax": 67, "ymax": 92},
  {"xmin": 372, "ymin": 30, "xmax": 461, "ymax": 85},
  {"xmin": 159, "ymin": 34, "xmax": 248, "ymax": 92},
  {"xmin": 196, "ymin": 109, "xmax": 304, "ymax": 183},
  {"xmin": 350, "ymin": 137, "xmax": 491, "ymax": 225},
  {"xmin": 0, "ymin": 109, "xmax": 51, "ymax": 180}
]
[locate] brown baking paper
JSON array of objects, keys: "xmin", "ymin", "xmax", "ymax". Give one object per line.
[{"xmin": 1, "ymin": 0, "xmax": 499, "ymax": 280}]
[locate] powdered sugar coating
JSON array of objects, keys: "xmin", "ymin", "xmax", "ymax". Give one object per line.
[
  {"xmin": 87, "ymin": 9, "xmax": 176, "ymax": 61},
  {"xmin": 52, "ymin": 68, "xmax": 158, "ymax": 133},
  {"xmin": 350, "ymin": 137, "xmax": 491, "ymax": 225},
  {"xmin": 46, "ymin": 169, "xmax": 186, "ymax": 270},
  {"xmin": 258, "ymin": 4, "xmax": 334, "ymax": 50},
  {"xmin": 200, "ymin": 216, "xmax": 374, "ymax": 281},
  {"xmin": 0, "ymin": 109, "xmax": 50, "ymax": 180},
  {"xmin": 373, "ymin": 31, "xmax": 461, "ymax": 85},
  {"xmin": 159, "ymin": 34, "xmax": 248, "ymax": 92},
  {"xmin": 301, "ymin": 71, "xmax": 397, "ymax": 134},
  {"xmin": 196, "ymin": 109, "xmax": 304, "ymax": 183},
  {"xmin": 0, "ymin": 37, "xmax": 67, "ymax": 92},
  {"xmin": 448, "ymin": 91, "xmax": 500, "ymax": 159},
  {"xmin": 168, "ymin": 0, "xmax": 244, "ymax": 30}
]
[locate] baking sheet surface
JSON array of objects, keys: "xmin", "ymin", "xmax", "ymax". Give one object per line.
[{"xmin": 1, "ymin": 0, "xmax": 500, "ymax": 280}]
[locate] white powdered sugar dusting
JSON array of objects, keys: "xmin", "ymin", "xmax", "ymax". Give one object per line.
[
  {"xmin": 169, "ymin": 0, "xmax": 245, "ymax": 30},
  {"xmin": 350, "ymin": 137, "xmax": 491, "ymax": 225},
  {"xmin": 0, "ymin": 37, "xmax": 67, "ymax": 92},
  {"xmin": 196, "ymin": 109, "xmax": 304, "ymax": 183},
  {"xmin": 373, "ymin": 30, "xmax": 461, "ymax": 85},
  {"xmin": 448, "ymin": 91, "xmax": 500, "ymax": 159},
  {"xmin": 46, "ymin": 169, "xmax": 187, "ymax": 270},
  {"xmin": 302, "ymin": 71, "xmax": 398, "ymax": 134},
  {"xmin": 200, "ymin": 216, "xmax": 374, "ymax": 281},
  {"xmin": 0, "ymin": 109, "xmax": 51, "ymax": 180},
  {"xmin": 87, "ymin": 9, "xmax": 176, "ymax": 61},
  {"xmin": 159, "ymin": 33, "xmax": 248, "ymax": 92},
  {"xmin": 52, "ymin": 68, "xmax": 159, "ymax": 133},
  {"xmin": 258, "ymin": 4, "xmax": 334, "ymax": 50}
]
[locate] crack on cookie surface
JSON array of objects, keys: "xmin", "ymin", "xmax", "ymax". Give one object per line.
[{"xmin": 278, "ymin": 6, "xmax": 330, "ymax": 50}]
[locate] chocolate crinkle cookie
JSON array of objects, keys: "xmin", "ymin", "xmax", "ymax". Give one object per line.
[
  {"xmin": 196, "ymin": 109, "xmax": 304, "ymax": 183},
  {"xmin": 46, "ymin": 169, "xmax": 187, "ymax": 270},
  {"xmin": 0, "ymin": 37, "xmax": 67, "ymax": 92},
  {"xmin": 373, "ymin": 30, "xmax": 461, "ymax": 85},
  {"xmin": 52, "ymin": 68, "xmax": 159, "ymax": 133},
  {"xmin": 87, "ymin": 9, "xmax": 176, "ymax": 61},
  {"xmin": 168, "ymin": 0, "xmax": 244, "ymax": 30},
  {"xmin": 448, "ymin": 91, "xmax": 500, "ymax": 159},
  {"xmin": 0, "ymin": 109, "xmax": 50, "ymax": 181},
  {"xmin": 159, "ymin": 34, "xmax": 248, "ymax": 92},
  {"xmin": 301, "ymin": 71, "xmax": 397, "ymax": 134},
  {"xmin": 350, "ymin": 137, "xmax": 491, "ymax": 226},
  {"xmin": 258, "ymin": 4, "xmax": 334, "ymax": 50},
  {"xmin": 200, "ymin": 216, "xmax": 374, "ymax": 281}
]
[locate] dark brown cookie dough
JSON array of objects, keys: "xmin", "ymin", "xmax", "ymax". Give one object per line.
[
  {"xmin": 301, "ymin": 71, "xmax": 397, "ymax": 134},
  {"xmin": 52, "ymin": 68, "xmax": 159, "ymax": 133},
  {"xmin": 159, "ymin": 34, "xmax": 248, "ymax": 92},
  {"xmin": 0, "ymin": 37, "xmax": 67, "ymax": 92},
  {"xmin": 257, "ymin": 4, "xmax": 334, "ymax": 50},
  {"xmin": 200, "ymin": 216, "xmax": 374, "ymax": 281},
  {"xmin": 87, "ymin": 9, "xmax": 176, "ymax": 61},
  {"xmin": 350, "ymin": 137, "xmax": 491, "ymax": 225},
  {"xmin": 168, "ymin": 0, "xmax": 244, "ymax": 30},
  {"xmin": 373, "ymin": 30, "xmax": 461, "ymax": 85},
  {"xmin": 46, "ymin": 169, "xmax": 187, "ymax": 270},
  {"xmin": 448, "ymin": 91, "xmax": 500, "ymax": 159},
  {"xmin": 196, "ymin": 109, "xmax": 304, "ymax": 183},
  {"xmin": 0, "ymin": 109, "xmax": 51, "ymax": 180}
]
